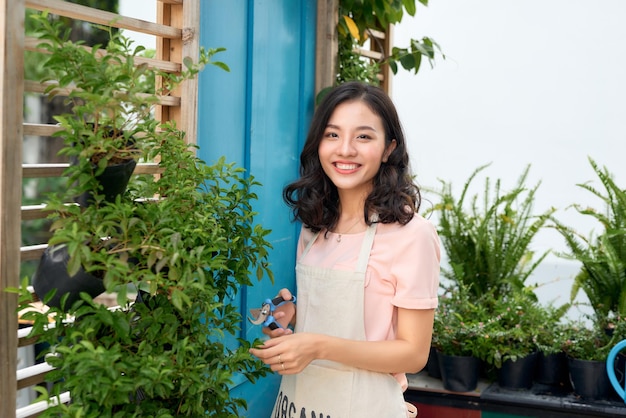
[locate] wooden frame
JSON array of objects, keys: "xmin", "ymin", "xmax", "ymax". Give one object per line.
[
  {"xmin": 0, "ymin": 1, "xmax": 25, "ymax": 417},
  {"xmin": 315, "ymin": 0, "xmax": 338, "ymax": 97},
  {"xmin": 1, "ymin": 2, "xmax": 201, "ymax": 417}
]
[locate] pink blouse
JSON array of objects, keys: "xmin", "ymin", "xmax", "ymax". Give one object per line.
[{"xmin": 297, "ymin": 214, "xmax": 441, "ymax": 390}]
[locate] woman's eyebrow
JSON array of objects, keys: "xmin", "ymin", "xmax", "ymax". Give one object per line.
[{"xmin": 326, "ymin": 123, "xmax": 377, "ymax": 132}]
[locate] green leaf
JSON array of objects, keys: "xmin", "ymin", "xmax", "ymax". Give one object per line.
[
  {"xmin": 402, "ymin": 0, "xmax": 417, "ymax": 16},
  {"xmin": 170, "ymin": 288, "xmax": 191, "ymax": 311},
  {"xmin": 399, "ymin": 52, "xmax": 415, "ymax": 70}
]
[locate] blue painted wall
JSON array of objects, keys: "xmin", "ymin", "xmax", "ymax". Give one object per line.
[{"xmin": 197, "ymin": 1, "xmax": 317, "ymax": 415}]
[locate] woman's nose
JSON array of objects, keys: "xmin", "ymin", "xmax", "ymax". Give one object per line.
[{"xmin": 337, "ymin": 137, "xmax": 356, "ymax": 156}]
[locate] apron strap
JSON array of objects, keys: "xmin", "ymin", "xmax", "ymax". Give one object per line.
[
  {"xmin": 301, "ymin": 230, "xmax": 321, "ymax": 259},
  {"xmin": 355, "ymin": 222, "xmax": 378, "ymax": 273}
]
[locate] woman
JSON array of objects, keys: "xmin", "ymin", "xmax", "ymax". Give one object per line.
[{"xmin": 250, "ymin": 81, "xmax": 440, "ymax": 417}]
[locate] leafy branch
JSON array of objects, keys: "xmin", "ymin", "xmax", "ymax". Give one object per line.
[{"xmin": 338, "ymin": 0, "xmax": 443, "ymax": 85}]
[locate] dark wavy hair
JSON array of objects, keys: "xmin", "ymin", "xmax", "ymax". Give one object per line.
[{"xmin": 283, "ymin": 81, "xmax": 420, "ymax": 233}]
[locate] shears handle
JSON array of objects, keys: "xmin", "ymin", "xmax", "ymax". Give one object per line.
[
  {"xmin": 265, "ymin": 295, "xmax": 296, "ymax": 309},
  {"xmin": 263, "ymin": 295, "xmax": 296, "ymax": 330},
  {"xmin": 263, "ymin": 316, "xmax": 281, "ymax": 330}
]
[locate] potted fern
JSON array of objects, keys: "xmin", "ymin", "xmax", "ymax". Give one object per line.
[
  {"xmin": 427, "ymin": 164, "xmax": 555, "ymax": 390},
  {"xmin": 551, "ymin": 157, "xmax": 626, "ymax": 327},
  {"xmin": 550, "ymin": 157, "xmax": 626, "ymax": 400},
  {"xmin": 19, "ymin": 12, "xmax": 273, "ymax": 416},
  {"xmin": 427, "ymin": 163, "xmax": 554, "ymax": 299}
]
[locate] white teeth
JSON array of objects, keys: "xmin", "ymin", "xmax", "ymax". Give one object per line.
[{"xmin": 336, "ymin": 163, "xmax": 358, "ymax": 170}]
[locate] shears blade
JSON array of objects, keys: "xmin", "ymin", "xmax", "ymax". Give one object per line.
[{"xmin": 248, "ymin": 303, "xmax": 271, "ymax": 325}]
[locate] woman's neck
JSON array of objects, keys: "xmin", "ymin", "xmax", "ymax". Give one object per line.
[{"xmin": 337, "ymin": 188, "xmax": 369, "ymax": 220}]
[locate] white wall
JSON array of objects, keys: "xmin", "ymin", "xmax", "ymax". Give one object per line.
[
  {"xmin": 393, "ymin": 1, "xmax": 626, "ymax": 314},
  {"xmin": 119, "ymin": 1, "xmax": 156, "ymax": 49}
]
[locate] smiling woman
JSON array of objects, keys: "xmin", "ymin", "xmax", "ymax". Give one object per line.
[{"xmin": 250, "ymin": 81, "xmax": 440, "ymax": 418}]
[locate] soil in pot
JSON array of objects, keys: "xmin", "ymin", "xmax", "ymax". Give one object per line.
[{"xmin": 437, "ymin": 352, "xmax": 480, "ymax": 392}]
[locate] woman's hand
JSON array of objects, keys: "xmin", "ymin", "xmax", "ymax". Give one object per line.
[{"xmin": 250, "ymin": 332, "xmax": 319, "ymax": 375}]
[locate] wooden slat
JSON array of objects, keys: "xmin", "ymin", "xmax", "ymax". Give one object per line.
[
  {"xmin": 25, "ymin": 0, "xmax": 181, "ymax": 39},
  {"xmin": 22, "ymin": 163, "xmax": 66, "ymax": 178},
  {"xmin": 24, "ymin": 80, "xmax": 182, "ymax": 107},
  {"xmin": 156, "ymin": 1, "xmax": 177, "ymax": 130},
  {"xmin": 315, "ymin": 0, "xmax": 339, "ymax": 96},
  {"xmin": 24, "ymin": 37, "xmax": 182, "ymax": 74},
  {"xmin": 18, "ymin": 327, "xmax": 39, "ymax": 348},
  {"xmin": 353, "ymin": 47, "xmax": 383, "ymax": 60},
  {"xmin": 23, "ymin": 123, "xmax": 61, "ymax": 137},
  {"xmin": 20, "ymin": 244, "xmax": 46, "ymax": 262},
  {"xmin": 23, "ymin": 162, "xmax": 163, "ymax": 178},
  {"xmin": 367, "ymin": 28, "xmax": 385, "ymax": 40},
  {"xmin": 16, "ymin": 391, "xmax": 70, "ymax": 418},
  {"xmin": 179, "ymin": 0, "xmax": 200, "ymax": 144},
  {"xmin": 17, "ymin": 362, "xmax": 54, "ymax": 389},
  {"xmin": 368, "ymin": 24, "xmax": 393, "ymax": 94},
  {"xmin": 1, "ymin": 0, "xmax": 25, "ymax": 416},
  {"xmin": 21, "ymin": 205, "xmax": 52, "ymax": 221}
]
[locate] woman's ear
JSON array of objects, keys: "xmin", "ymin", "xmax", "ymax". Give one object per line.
[{"xmin": 382, "ymin": 139, "xmax": 397, "ymax": 163}]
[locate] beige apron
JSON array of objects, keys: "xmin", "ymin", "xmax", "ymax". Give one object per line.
[{"xmin": 271, "ymin": 223, "xmax": 408, "ymax": 418}]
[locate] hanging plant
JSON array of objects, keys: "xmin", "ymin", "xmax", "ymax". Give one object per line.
[{"xmin": 337, "ymin": 0, "xmax": 443, "ymax": 85}]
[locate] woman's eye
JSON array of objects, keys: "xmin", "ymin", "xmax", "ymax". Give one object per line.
[{"xmin": 324, "ymin": 132, "xmax": 339, "ymax": 138}]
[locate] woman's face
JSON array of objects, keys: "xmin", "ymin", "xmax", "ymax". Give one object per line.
[{"xmin": 318, "ymin": 100, "xmax": 396, "ymax": 197}]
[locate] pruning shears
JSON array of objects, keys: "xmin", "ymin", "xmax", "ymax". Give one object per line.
[{"xmin": 248, "ymin": 295, "xmax": 296, "ymax": 330}]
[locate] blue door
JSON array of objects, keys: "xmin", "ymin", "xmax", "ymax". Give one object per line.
[{"xmin": 197, "ymin": 1, "xmax": 317, "ymax": 415}]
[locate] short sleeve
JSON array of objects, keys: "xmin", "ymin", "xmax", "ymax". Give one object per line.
[{"xmin": 385, "ymin": 215, "xmax": 440, "ymax": 309}]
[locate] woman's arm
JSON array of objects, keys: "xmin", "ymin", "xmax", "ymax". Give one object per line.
[{"xmin": 250, "ymin": 307, "xmax": 434, "ymax": 375}]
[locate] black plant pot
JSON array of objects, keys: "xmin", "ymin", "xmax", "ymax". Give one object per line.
[
  {"xmin": 426, "ymin": 347, "xmax": 441, "ymax": 379},
  {"xmin": 75, "ymin": 158, "xmax": 137, "ymax": 207},
  {"xmin": 536, "ymin": 351, "xmax": 569, "ymax": 387},
  {"xmin": 498, "ymin": 351, "xmax": 538, "ymax": 390},
  {"xmin": 437, "ymin": 352, "xmax": 480, "ymax": 392},
  {"xmin": 568, "ymin": 357, "xmax": 611, "ymax": 400},
  {"xmin": 32, "ymin": 244, "xmax": 105, "ymax": 310}
]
